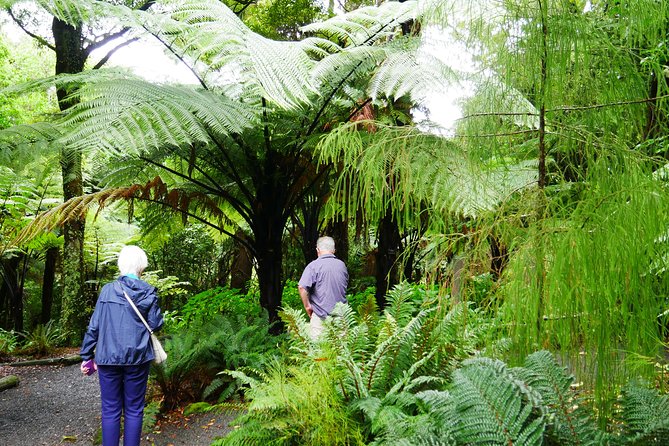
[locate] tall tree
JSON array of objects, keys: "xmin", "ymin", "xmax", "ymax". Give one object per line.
[
  {"xmin": 5, "ymin": 0, "xmax": 155, "ymax": 339},
  {"xmin": 14, "ymin": 0, "xmax": 423, "ymax": 330},
  {"xmin": 418, "ymin": 0, "xmax": 669, "ymax": 413}
]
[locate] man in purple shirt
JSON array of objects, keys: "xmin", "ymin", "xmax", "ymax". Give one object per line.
[{"xmin": 298, "ymin": 236, "xmax": 349, "ymax": 339}]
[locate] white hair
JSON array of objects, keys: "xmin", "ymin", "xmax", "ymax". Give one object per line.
[
  {"xmin": 316, "ymin": 236, "xmax": 336, "ymax": 253},
  {"xmin": 117, "ymin": 245, "xmax": 148, "ymax": 276}
]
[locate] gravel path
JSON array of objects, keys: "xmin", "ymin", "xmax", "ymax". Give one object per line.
[
  {"xmin": 0, "ymin": 363, "xmax": 101, "ymax": 446},
  {"xmin": 0, "ymin": 362, "xmax": 237, "ymax": 446}
]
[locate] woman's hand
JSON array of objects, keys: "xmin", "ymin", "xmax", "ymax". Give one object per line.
[{"xmin": 81, "ymin": 360, "xmax": 97, "ymax": 376}]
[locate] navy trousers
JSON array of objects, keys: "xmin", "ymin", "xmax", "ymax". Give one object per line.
[{"xmin": 98, "ymin": 362, "xmax": 151, "ymax": 446}]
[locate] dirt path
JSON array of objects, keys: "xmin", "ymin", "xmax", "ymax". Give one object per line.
[{"xmin": 0, "ymin": 362, "xmax": 236, "ymax": 446}]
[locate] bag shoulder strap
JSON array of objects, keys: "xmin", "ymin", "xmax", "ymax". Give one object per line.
[{"xmin": 118, "ymin": 282, "xmax": 153, "ymax": 334}]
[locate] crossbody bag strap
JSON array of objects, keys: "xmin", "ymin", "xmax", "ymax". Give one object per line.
[{"xmin": 118, "ymin": 282, "xmax": 153, "ymax": 334}]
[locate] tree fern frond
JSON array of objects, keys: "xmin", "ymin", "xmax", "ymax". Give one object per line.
[
  {"xmin": 301, "ymin": 1, "xmax": 418, "ymax": 48},
  {"xmin": 317, "ymin": 122, "xmax": 537, "ymax": 223},
  {"xmin": 23, "ymin": 0, "xmax": 102, "ymax": 26},
  {"xmin": 0, "ymin": 123, "xmax": 60, "ymax": 165},
  {"xmin": 15, "ymin": 176, "xmax": 232, "ymax": 244},
  {"xmin": 61, "ymin": 79, "xmax": 257, "ymax": 154},
  {"xmin": 369, "ymin": 38, "xmax": 457, "ymax": 103},
  {"xmin": 464, "ymin": 77, "xmax": 541, "ymax": 129},
  {"xmin": 310, "ymin": 45, "xmax": 386, "ymax": 93},
  {"xmin": 132, "ymin": 0, "xmax": 319, "ymax": 109}
]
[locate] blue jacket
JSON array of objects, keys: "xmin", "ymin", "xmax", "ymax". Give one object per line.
[{"xmin": 80, "ymin": 276, "xmax": 164, "ymax": 365}]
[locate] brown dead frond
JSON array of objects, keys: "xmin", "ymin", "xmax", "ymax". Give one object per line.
[{"xmin": 15, "ymin": 176, "xmax": 227, "ymax": 245}]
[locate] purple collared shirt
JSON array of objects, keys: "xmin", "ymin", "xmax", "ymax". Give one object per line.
[{"xmin": 298, "ymin": 254, "xmax": 348, "ymax": 318}]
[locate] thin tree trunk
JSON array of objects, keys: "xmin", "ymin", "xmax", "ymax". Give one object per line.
[
  {"xmin": 488, "ymin": 234, "xmax": 508, "ymax": 280},
  {"xmin": 375, "ymin": 209, "xmax": 401, "ymax": 309},
  {"xmin": 41, "ymin": 247, "xmax": 59, "ymax": 324},
  {"xmin": 1, "ymin": 254, "xmax": 24, "ymax": 332},
  {"xmin": 327, "ymin": 218, "xmax": 349, "ymax": 265},
  {"xmin": 536, "ymin": 0, "xmax": 549, "ymax": 334},
  {"xmin": 297, "ymin": 199, "xmax": 321, "ymax": 264}
]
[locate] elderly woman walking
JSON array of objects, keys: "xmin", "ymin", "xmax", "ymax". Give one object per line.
[{"xmin": 80, "ymin": 245, "xmax": 164, "ymax": 446}]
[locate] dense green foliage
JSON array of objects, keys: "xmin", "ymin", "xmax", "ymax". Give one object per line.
[
  {"xmin": 1, "ymin": 0, "xmax": 669, "ymax": 442},
  {"xmin": 217, "ymin": 285, "xmax": 669, "ymax": 445}
]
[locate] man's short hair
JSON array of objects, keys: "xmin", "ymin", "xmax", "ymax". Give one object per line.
[
  {"xmin": 117, "ymin": 245, "xmax": 148, "ymax": 276},
  {"xmin": 317, "ymin": 236, "xmax": 336, "ymax": 252}
]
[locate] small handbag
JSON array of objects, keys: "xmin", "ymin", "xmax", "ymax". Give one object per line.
[{"xmin": 120, "ymin": 286, "xmax": 167, "ymax": 364}]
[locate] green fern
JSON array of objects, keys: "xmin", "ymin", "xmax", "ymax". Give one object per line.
[
  {"xmin": 447, "ymin": 357, "xmax": 546, "ymax": 445},
  {"xmin": 619, "ymin": 381, "xmax": 669, "ymax": 445},
  {"xmin": 510, "ymin": 351, "xmax": 604, "ymax": 445}
]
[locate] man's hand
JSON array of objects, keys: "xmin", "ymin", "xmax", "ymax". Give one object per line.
[{"xmin": 298, "ymin": 285, "xmax": 313, "ymax": 317}]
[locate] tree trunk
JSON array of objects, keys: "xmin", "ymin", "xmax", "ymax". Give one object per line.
[
  {"xmin": 251, "ymin": 153, "xmax": 292, "ymax": 333},
  {"xmin": 255, "ymin": 231, "xmax": 284, "ymax": 334},
  {"xmin": 488, "ymin": 234, "xmax": 508, "ymax": 280},
  {"xmin": 53, "ymin": 18, "xmax": 88, "ymax": 342},
  {"xmin": 327, "ymin": 218, "xmax": 349, "ymax": 265},
  {"xmin": 0, "ymin": 255, "xmax": 23, "ymax": 332},
  {"xmin": 230, "ymin": 230, "xmax": 253, "ymax": 293},
  {"xmin": 375, "ymin": 209, "xmax": 401, "ymax": 309},
  {"xmin": 296, "ymin": 199, "xmax": 321, "ymax": 264},
  {"xmin": 41, "ymin": 247, "xmax": 59, "ymax": 324}
]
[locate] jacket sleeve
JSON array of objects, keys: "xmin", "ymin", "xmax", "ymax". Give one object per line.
[
  {"xmin": 147, "ymin": 291, "xmax": 164, "ymax": 333},
  {"xmin": 79, "ymin": 296, "xmax": 102, "ymax": 360}
]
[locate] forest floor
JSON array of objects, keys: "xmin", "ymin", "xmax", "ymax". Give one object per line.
[{"xmin": 0, "ymin": 350, "xmax": 238, "ymax": 446}]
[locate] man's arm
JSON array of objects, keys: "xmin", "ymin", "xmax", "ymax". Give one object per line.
[{"xmin": 298, "ymin": 285, "xmax": 313, "ymax": 317}]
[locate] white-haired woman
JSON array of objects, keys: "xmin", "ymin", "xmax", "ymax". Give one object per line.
[{"xmin": 80, "ymin": 245, "xmax": 164, "ymax": 446}]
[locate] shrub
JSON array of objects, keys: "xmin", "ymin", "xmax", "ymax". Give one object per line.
[
  {"xmin": 0, "ymin": 328, "xmax": 19, "ymax": 358},
  {"xmin": 18, "ymin": 320, "xmax": 64, "ymax": 357},
  {"xmin": 152, "ymin": 312, "xmax": 280, "ymax": 410}
]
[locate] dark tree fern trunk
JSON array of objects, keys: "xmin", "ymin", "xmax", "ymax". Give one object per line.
[
  {"xmin": 41, "ymin": 247, "xmax": 59, "ymax": 324},
  {"xmin": 254, "ymin": 221, "xmax": 286, "ymax": 335},
  {"xmin": 375, "ymin": 209, "xmax": 401, "ymax": 310},
  {"xmin": 53, "ymin": 18, "xmax": 88, "ymax": 341},
  {"xmin": 327, "ymin": 218, "xmax": 349, "ymax": 265},
  {"xmin": 0, "ymin": 254, "xmax": 25, "ymax": 332},
  {"xmin": 251, "ymin": 154, "xmax": 291, "ymax": 334},
  {"xmin": 296, "ymin": 198, "xmax": 321, "ymax": 265}
]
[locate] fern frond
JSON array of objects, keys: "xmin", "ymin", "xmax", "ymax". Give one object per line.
[
  {"xmin": 301, "ymin": 1, "xmax": 418, "ymax": 48},
  {"xmin": 449, "ymin": 357, "xmax": 546, "ymax": 445},
  {"xmin": 131, "ymin": 0, "xmax": 318, "ymax": 109},
  {"xmin": 25, "ymin": 0, "xmax": 103, "ymax": 27},
  {"xmin": 279, "ymin": 306, "xmax": 313, "ymax": 353},
  {"xmin": 510, "ymin": 350, "xmax": 604, "ymax": 445},
  {"xmin": 620, "ymin": 381, "xmax": 669, "ymax": 444},
  {"xmin": 317, "ymin": 123, "xmax": 537, "ymax": 223},
  {"xmin": 61, "ymin": 79, "xmax": 257, "ymax": 154},
  {"xmin": 15, "ymin": 176, "xmax": 232, "ymax": 244},
  {"xmin": 369, "ymin": 37, "xmax": 457, "ymax": 103}
]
